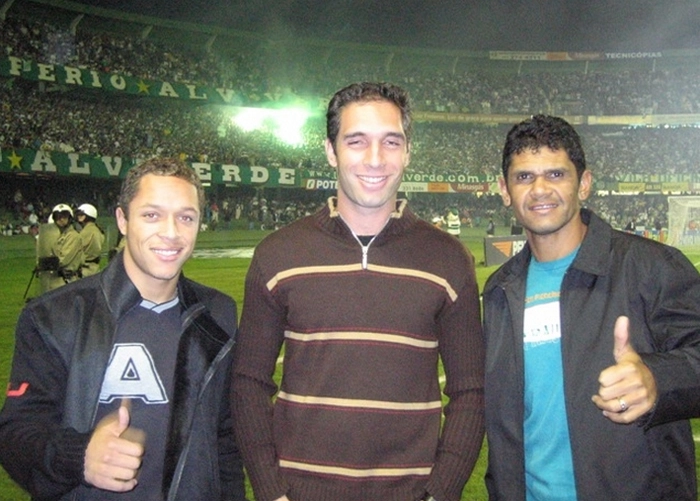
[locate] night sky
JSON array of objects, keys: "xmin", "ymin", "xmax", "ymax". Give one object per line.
[{"xmin": 73, "ymin": 0, "xmax": 700, "ymax": 52}]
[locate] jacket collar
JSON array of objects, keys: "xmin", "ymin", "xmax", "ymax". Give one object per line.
[
  {"xmin": 99, "ymin": 251, "xmax": 202, "ymax": 319},
  {"xmin": 99, "ymin": 252, "xmax": 142, "ymax": 319},
  {"xmin": 569, "ymin": 208, "xmax": 612, "ymax": 277}
]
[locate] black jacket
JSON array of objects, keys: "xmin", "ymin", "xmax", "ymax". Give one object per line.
[
  {"xmin": 483, "ymin": 209, "xmax": 700, "ymax": 500},
  {"xmin": 0, "ymin": 253, "xmax": 247, "ymax": 500}
]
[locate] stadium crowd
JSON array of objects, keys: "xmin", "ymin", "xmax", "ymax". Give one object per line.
[
  {"xmin": 4, "ymin": 17, "xmax": 700, "ymax": 116},
  {"xmin": 1, "ymin": 13, "xmax": 697, "ymax": 236}
]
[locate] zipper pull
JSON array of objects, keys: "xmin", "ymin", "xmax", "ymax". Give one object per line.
[{"xmin": 362, "ymin": 245, "xmax": 369, "ymax": 269}]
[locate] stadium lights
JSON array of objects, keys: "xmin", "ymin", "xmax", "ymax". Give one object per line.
[{"xmin": 230, "ymin": 106, "xmax": 312, "ymax": 147}]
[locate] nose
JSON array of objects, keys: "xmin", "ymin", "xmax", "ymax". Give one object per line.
[
  {"xmin": 531, "ymin": 174, "xmax": 551, "ymax": 196},
  {"xmin": 364, "ymin": 141, "xmax": 384, "ymax": 168},
  {"xmin": 160, "ymin": 215, "xmax": 179, "ymax": 239}
]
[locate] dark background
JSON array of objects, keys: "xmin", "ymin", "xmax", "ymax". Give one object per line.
[{"xmin": 72, "ymin": 0, "xmax": 700, "ymax": 52}]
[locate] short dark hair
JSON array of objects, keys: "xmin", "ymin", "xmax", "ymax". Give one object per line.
[
  {"xmin": 118, "ymin": 157, "xmax": 205, "ymax": 219},
  {"xmin": 501, "ymin": 115, "xmax": 586, "ymax": 181},
  {"xmin": 326, "ymin": 82, "xmax": 412, "ymax": 149}
]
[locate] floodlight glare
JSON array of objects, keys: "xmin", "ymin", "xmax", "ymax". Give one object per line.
[{"xmin": 230, "ymin": 106, "xmax": 311, "ymax": 147}]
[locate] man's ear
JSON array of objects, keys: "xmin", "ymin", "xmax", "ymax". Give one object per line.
[
  {"xmin": 498, "ymin": 177, "xmax": 512, "ymax": 207},
  {"xmin": 578, "ymin": 170, "xmax": 593, "ymax": 201},
  {"xmin": 325, "ymin": 138, "xmax": 338, "ymax": 168},
  {"xmin": 115, "ymin": 206, "xmax": 127, "ymax": 236}
]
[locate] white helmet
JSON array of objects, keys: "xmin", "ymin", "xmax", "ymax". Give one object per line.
[
  {"xmin": 51, "ymin": 203, "xmax": 73, "ymax": 217},
  {"xmin": 77, "ymin": 203, "xmax": 98, "ymax": 219}
]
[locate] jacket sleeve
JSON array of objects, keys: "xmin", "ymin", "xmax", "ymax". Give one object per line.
[
  {"xmin": 0, "ymin": 306, "xmax": 91, "ymax": 498},
  {"xmin": 190, "ymin": 284, "xmax": 249, "ymax": 501},
  {"xmin": 424, "ymin": 261, "xmax": 486, "ymax": 501},
  {"xmin": 218, "ymin": 371, "xmax": 249, "ymax": 501},
  {"xmin": 635, "ymin": 246, "xmax": 700, "ymax": 427},
  {"xmin": 57, "ymin": 230, "xmax": 84, "ymax": 273},
  {"xmin": 230, "ymin": 258, "xmax": 289, "ymax": 501}
]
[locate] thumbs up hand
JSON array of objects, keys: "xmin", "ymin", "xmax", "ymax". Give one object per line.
[
  {"xmin": 591, "ymin": 316, "xmax": 658, "ymax": 423},
  {"xmin": 84, "ymin": 400, "xmax": 145, "ymax": 492}
]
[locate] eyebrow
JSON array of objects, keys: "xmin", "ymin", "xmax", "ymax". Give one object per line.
[
  {"xmin": 137, "ymin": 203, "xmax": 199, "ymax": 213},
  {"xmin": 512, "ymin": 165, "xmax": 568, "ymax": 173},
  {"xmin": 342, "ymin": 131, "xmax": 406, "ymax": 141}
]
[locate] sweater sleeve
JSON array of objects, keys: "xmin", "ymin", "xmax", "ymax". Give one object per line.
[
  {"xmin": 425, "ymin": 262, "xmax": 486, "ymax": 501},
  {"xmin": 230, "ymin": 258, "xmax": 289, "ymax": 501},
  {"xmin": 0, "ymin": 307, "xmax": 91, "ymax": 498}
]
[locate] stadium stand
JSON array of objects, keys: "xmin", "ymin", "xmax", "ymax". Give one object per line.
[{"xmin": 2, "ymin": 2, "xmax": 700, "ymax": 237}]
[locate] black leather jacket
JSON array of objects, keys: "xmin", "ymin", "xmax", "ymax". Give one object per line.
[{"xmin": 0, "ymin": 253, "xmax": 247, "ymax": 500}]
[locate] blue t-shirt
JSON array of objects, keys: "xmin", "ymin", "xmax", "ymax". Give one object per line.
[{"xmin": 523, "ymin": 249, "xmax": 578, "ymax": 501}]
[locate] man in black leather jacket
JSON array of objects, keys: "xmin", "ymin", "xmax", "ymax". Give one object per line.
[
  {"xmin": 0, "ymin": 157, "xmax": 247, "ymax": 500},
  {"xmin": 483, "ymin": 115, "xmax": 700, "ymax": 501}
]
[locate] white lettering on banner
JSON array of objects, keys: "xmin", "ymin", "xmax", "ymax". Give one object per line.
[
  {"xmin": 605, "ymin": 52, "xmax": 663, "ymax": 59},
  {"xmin": 221, "ymin": 164, "xmax": 242, "ymax": 182},
  {"xmin": 102, "ymin": 156, "xmax": 123, "ymax": 176},
  {"xmin": 306, "ymin": 170, "xmax": 337, "ymax": 180},
  {"xmin": 99, "ymin": 343, "xmax": 168, "ymax": 404},
  {"xmin": 63, "ymin": 66, "xmax": 83, "ymax": 85},
  {"xmin": 399, "ymin": 182, "xmax": 428, "ymax": 192},
  {"xmin": 68, "ymin": 153, "xmax": 90, "ymax": 174},
  {"xmin": 8, "ymin": 56, "xmax": 22, "ymax": 76},
  {"xmin": 490, "ymin": 51, "xmax": 548, "ymax": 61},
  {"xmin": 37, "ymin": 63, "xmax": 56, "ymax": 82},
  {"xmin": 278, "ymin": 168, "xmax": 296, "ymax": 185},
  {"xmin": 512, "ymin": 239, "xmax": 526, "ymax": 255},
  {"xmin": 88, "ymin": 70, "xmax": 102, "ymax": 88},
  {"xmin": 215, "ymin": 88, "xmax": 236, "ymax": 103},
  {"xmin": 191, "ymin": 162, "xmax": 212, "ymax": 181},
  {"xmin": 320, "ymin": 179, "xmax": 337, "ymax": 190},
  {"xmin": 186, "ymin": 84, "xmax": 207, "ymax": 100},
  {"xmin": 159, "ymin": 81, "xmax": 178, "ymax": 97},
  {"xmin": 31, "ymin": 150, "xmax": 57, "ymax": 172},
  {"xmin": 250, "ymin": 166, "xmax": 269, "ymax": 183},
  {"xmin": 403, "ymin": 172, "xmax": 493, "ymax": 183},
  {"xmin": 109, "ymin": 74, "xmax": 126, "ymax": 90},
  {"xmin": 305, "ymin": 179, "xmax": 337, "ymax": 190}
]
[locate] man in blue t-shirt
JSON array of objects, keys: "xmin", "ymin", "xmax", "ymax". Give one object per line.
[{"xmin": 483, "ymin": 115, "xmax": 700, "ymax": 501}]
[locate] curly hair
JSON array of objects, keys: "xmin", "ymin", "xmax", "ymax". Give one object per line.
[{"xmin": 501, "ymin": 115, "xmax": 586, "ymax": 181}]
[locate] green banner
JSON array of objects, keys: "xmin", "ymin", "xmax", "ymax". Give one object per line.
[
  {"xmin": 1, "ymin": 55, "xmax": 249, "ymax": 105},
  {"xmin": 0, "ymin": 148, "xmax": 300, "ymax": 187}
]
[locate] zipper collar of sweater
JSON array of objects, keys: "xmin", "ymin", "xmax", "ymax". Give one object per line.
[{"xmin": 326, "ymin": 196, "xmax": 408, "ymax": 270}]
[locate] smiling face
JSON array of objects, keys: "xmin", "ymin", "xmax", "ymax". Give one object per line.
[
  {"xmin": 325, "ymin": 99, "xmax": 410, "ymax": 235},
  {"xmin": 116, "ymin": 174, "xmax": 200, "ymax": 303},
  {"xmin": 499, "ymin": 147, "xmax": 592, "ymax": 261}
]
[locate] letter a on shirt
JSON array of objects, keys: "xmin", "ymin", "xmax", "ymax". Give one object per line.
[{"xmin": 99, "ymin": 343, "xmax": 168, "ymax": 404}]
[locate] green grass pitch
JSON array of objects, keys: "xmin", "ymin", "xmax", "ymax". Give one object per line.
[{"xmin": 0, "ymin": 223, "xmax": 698, "ymax": 500}]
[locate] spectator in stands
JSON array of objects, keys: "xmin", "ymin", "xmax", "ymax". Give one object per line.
[
  {"xmin": 75, "ymin": 203, "xmax": 105, "ymax": 277},
  {"xmin": 0, "ymin": 158, "xmax": 247, "ymax": 500},
  {"xmin": 483, "ymin": 115, "xmax": 700, "ymax": 500},
  {"xmin": 231, "ymin": 82, "xmax": 484, "ymax": 501}
]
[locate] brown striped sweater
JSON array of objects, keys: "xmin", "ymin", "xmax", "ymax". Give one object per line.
[{"xmin": 231, "ymin": 198, "xmax": 485, "ymax": 501}]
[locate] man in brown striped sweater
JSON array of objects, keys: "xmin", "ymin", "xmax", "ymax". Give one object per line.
[{"xmin": 231, "ymin": 82, "xmax": 485, "ymax": 501}]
